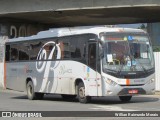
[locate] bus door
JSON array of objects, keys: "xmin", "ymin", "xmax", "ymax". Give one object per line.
[{"xmin": 87, "ymin": 42, "xmax": 98, "ymax": 96}]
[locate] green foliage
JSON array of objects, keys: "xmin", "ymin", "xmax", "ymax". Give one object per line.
[
  {"xmin": 153, "ymin": 46, "xmax": 160, "ymax": 52},
  {"xmin": 138, "ymin": 24, "xmax": 146, "ymax": 29}
]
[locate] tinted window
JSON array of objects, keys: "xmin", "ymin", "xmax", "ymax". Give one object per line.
[
  {"xmin": 59, "ymin": 37, "xmax": 71, "ymax": 59},
  {"xmin": 58, "ymin": 36, "xmax": 85, "ymax": 60},
  {"xmin": 70, "ymin": 37, "xmax": 81, "ymax": 59},
  {"xmin": 5, "ymin": 45, "xmax": 10, "ymax": 61},
  {"xmin": 88, "ymin": 43, "xmax": 96, "ymax": 70},
  {"xmin": 19, "ymin": 43, "xmax": 30, "ymax": 60},
  {"xmin": 10, "ymin": 44, "xmax": 18, "ymax": 61},
  {"xmin": 29, "ymin": 41, "xmax": 43, "ymax": 60},
  {"xmin": 6, "ymin": 34, "xmax": 97, "ymax": 62},
  {"xmin": 70, "ymin": 34, "xmax": 96, "ymax": 64},
  {"xmin": 32, "ymin": 39, "xmax": 58, "ymax": 61},
  {"xmin": 41, "ymin": 41, "xmax": 58, "ymax": 60}
]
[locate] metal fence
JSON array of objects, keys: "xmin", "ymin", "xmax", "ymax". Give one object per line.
[{"xmin": 154, "ymin": 52, "xmax": 160, "ymax": 91}]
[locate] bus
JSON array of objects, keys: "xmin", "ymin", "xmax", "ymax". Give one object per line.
[{"xmin": 5, "ymin": 26, "xmax": 155, "ymax": 103}]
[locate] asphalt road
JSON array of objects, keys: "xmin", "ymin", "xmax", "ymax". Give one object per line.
[{"xmin": 0, "ymin": 89, "xmax": 160, "ymax": 120}]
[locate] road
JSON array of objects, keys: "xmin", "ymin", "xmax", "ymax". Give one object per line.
[{"xmin": 0, "ymin": 89, "xmax": 160, "ymax": 120}]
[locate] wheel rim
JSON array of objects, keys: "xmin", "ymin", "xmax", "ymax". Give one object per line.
[
  {"xmin": 28, "ymin": 85, "xmax": 33, "ymax": 96},
  {"xmin": 79, "ymin": 87, "xmax": 85, "ymax": 99}
]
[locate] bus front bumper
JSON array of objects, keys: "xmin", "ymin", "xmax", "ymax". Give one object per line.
[{"xmin": 104, "ymin": 82, "xmax": 155, "ymax": 96}]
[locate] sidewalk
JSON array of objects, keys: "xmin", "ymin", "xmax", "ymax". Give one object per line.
[
  {"xmin": 0, "ymin": 86, "xmax": 4, "ymax": 90},
  {"xmin": 155, "ymin": 91, "xmax": 160, "ymax": 95}
]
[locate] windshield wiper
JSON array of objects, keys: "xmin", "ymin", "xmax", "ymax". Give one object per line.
[
  {"xmin": 135, "ymin": 59, "xmax": 147, "ymax": 74},
  {"xmin": 117, "ymin": 63, "xmax": 125, "ymax": 74},
  {"xmin": 105, "ymin": 68, "xmax": 118, "ymax": 73}
]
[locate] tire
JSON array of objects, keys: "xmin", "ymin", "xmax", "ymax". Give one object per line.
[
  {"xmin": 61, "ymin": 94, "xmax": 76, "ymax": 101},
  {"xmin": 119, "ymin": 96, "xmax": 132, "ymax": 102},
  {"xmin": 77, "ymin": 82, "xmax": 91, "ymax": 103},
  {"xmin": 26, "ymin": 81, "xmax": 44, "ymax": 100},
  {"xmin": 26, "ymin": 81, "xmax": 36, "ymax": 100}
]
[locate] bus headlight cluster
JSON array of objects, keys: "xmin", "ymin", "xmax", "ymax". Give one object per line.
[
  {"xmin": 103, "ymin": 77, "xmax": 117, "ymax": 86},
  {"xmin": 147, "ymin": 78, "xmax": 155, "ymax": 84}
]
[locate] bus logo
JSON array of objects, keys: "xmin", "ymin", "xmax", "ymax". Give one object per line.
[{"xmin": 36, "ymin": 41, "xmax": 61, "ymax": 92}]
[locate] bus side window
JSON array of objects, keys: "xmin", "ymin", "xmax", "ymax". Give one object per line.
[
  {"xmin": 19, "ymin": 43, "xmax": 30, "ymax": 61},
  {"xmin": 5, "ymin": 45, "xmax": 10, "ymax": 61},
  {"xmin": 11, "ymin": 45, "xmax": 18, "ymax": 61},
  {"xmin": 88, "ymin": 43, "xmax": 96, "ymax": 70},
  {"xmin": 59, "ymin": 38, "xmax": 71, "ymax": 59},
  {"xmin": 30, "ymin": 42, "xmax": 43, "ymax": 60}
]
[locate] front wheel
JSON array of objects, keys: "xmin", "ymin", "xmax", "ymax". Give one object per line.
[
  {"xmin": 119, "ymin": 96, "xmax": 132, "ymax": 102},
  {"xmin": 77, "ymin": 82, "xmax": 91, "ymax": 103}
]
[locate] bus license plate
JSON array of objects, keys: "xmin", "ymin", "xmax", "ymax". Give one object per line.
[{"xmin": 128, "ymin": 89, "xmax": 138, "ymax": 94}]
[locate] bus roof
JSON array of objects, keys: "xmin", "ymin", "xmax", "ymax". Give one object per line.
[{"xmin": 7, "ymin": 26, "xmax": 146, "ymax": 42}]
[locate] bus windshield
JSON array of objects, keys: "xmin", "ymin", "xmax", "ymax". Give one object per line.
[{"xmin": 101, "ymin": 33, "xmax": 155, "ymax": 76}]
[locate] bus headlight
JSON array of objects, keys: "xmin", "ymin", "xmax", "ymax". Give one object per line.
[
  {"xmin": 147, "ymin": 78, "xmax": 155, "ymax": 84},
  {"xmin": 103, "ymin": 77, "xmax": 117, "ymax": 86}
]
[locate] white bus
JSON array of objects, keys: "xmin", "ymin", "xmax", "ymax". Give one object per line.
[{"xmin": 5, "ymin": 26, "xmax": 155, "ymax": 103}]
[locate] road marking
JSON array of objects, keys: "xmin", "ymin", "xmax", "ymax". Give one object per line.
[{"xmin": 90, "ymin": 105, "xmax": 137, "ymax": 111}]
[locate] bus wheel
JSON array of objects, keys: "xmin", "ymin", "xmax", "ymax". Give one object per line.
[
  {"xmin": 27, "ymin": 81, "xmax": 36, "ymax": 100},
  {"xmin": 27, "ymin": 81, "xmax": 44, "ymax": 100},
  {"xmin": 119, "ymin": 96, "xmax": 132, "ymax": 102},
  {"xmin": 61, "ymin": 94, "xmax": 76, "ymax": 101},
  {"xmin": 77, "ymin": 82, "xmax": 91, "ymax": 103}
]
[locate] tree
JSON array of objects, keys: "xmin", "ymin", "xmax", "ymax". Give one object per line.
[{"xmin": 138, "ymin": 24, "xmax": 146, "ymax": 29}]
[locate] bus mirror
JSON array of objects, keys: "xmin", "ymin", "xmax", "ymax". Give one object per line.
[
  {"xmin": 100, "ymin": 51, "xmax": 104, "ymax": 58},
  {"xmin": 99, "ymin": 40, "xmax": 104, "ymax": 45},
  {"xmin": 99, "ymin": 45, "xmax": 104, "ymax": 58}
]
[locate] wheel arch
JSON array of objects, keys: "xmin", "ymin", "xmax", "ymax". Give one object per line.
[
  {"xmin": 74, "ymin": 78, "xmax": 84, "ymax": 94},
  {"xmin": 26, "ymin": 77, "xmax": 33, "ymax": 88}
]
